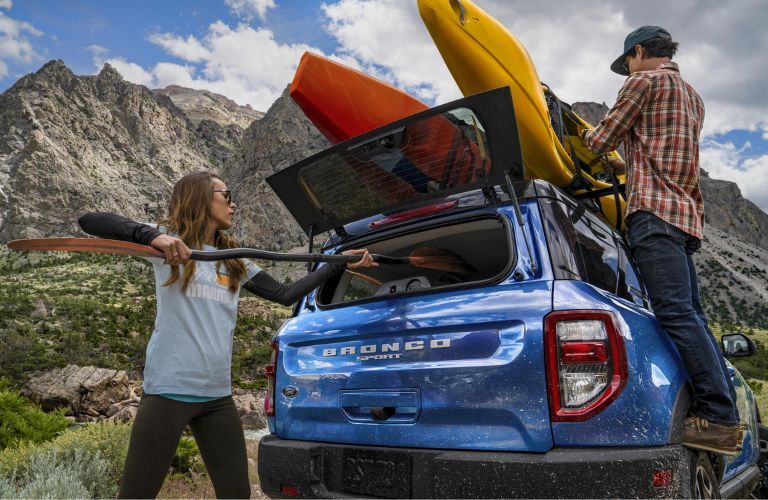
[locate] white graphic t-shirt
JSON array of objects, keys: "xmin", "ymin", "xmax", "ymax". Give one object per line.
[{"xmin": 141, "ymin": 224, "xmax": 261, "ymax": 397}]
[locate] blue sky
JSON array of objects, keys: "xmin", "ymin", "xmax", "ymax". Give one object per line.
[
  {"xmin": 1, "ymin": 0, "xmax": 766, "ymax": 211},
  {"xmin": 1, "ymin": 0, "xmax": 339, "ymax": 85}
]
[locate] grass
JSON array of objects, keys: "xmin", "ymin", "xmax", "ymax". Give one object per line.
[{"xmin": 0, "ymin": 245, "xmax": 291, "ymax": 390}]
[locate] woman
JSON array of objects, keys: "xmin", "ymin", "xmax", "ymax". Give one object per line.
[{"xmin": 78, "ymin": 171, "xmax": 374, "ymax": 498}]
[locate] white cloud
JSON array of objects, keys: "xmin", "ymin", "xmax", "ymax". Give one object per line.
[
  {"xmin": 89, "ymin": 21, "xmax": 321, "ymax": 111},
  {"xmin": 148, "ymin": 32, "xmax": 209, "ymax": 63},
  {"xmin": 224, "ymin": 0, "xmax": 276, "ymax": 22},
  {"xmin": 700, "ymin": 139, "xmax": 768, "ymax": 212},
  {"xmin": 322, "ymin": 0, "xmax": 459, "ymax": 104},
  {"xmin": 102, "ymin": 58, "xmax": 155, "ymax": 87},
  {"xmin": 85, "ymin": 44, "xmax": 109, "ymax": 59},
  {"xmin": 0, "ymin": 0, "xmax": 12, "ymax": 10},
  {"xmin": 0, "ymin": 10, "xmax": 43, "ymax": 77}
]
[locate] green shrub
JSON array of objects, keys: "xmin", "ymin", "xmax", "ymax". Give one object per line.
[
  {"xmin": 0, "ymin": 420, "xmax": 206, "ymax": 496},
  {"xmin": 0, "ymin": 420, "xmax": 131, "ymax": 488},
  {"xmin": 0, "ymin": 388, "xmax": 69, "ymax": 450},
  {"xmin": 171, "ymin": 436, "xmax": 204, "ymax": 475},
  {"xmin": 0, "ymin": 449, "xmax": 109, "ymax": 499}
]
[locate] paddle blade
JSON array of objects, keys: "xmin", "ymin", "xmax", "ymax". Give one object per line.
[
  {"xmin": 7, "ymin": 238, "xmax": 164, "ymax": 259},
  {"xmin": 408, "ymin": 247, "xmax": 478, "ymax": 274}
]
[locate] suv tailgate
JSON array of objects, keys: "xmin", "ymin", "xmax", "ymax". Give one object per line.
[{"xmin": 272, "ymin": 281, "xmax": 554, "ymax": 452}]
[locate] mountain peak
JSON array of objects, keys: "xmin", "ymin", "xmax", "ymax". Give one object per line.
[
  {"xmin": 97, "ymin": 62, "xmax": 123, "ymax": 81},
  {"xmin": 96, "ymin": 63, "xmax": 126, "ymax": 90},
  {"xmin": 28, "ymin": 59, "xmax": 76, "ymax": 86},
  {"xmin": 153, "ymin": 85, "xmax": 264, "ymax": 129}
]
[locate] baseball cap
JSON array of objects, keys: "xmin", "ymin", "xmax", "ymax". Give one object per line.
[{"xmin": 610, "ymin": 26, "xmax": 672, "ymax": 75}]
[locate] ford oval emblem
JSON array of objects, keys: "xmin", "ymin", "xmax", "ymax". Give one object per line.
[{"xmin": 282, "ymin": 386, "xmax": 299, "ymax": 398}]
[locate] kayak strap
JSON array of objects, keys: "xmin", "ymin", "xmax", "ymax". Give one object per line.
[{"xmin": 566, "ymin": 142, "xmax": 592, "ymax": 193}]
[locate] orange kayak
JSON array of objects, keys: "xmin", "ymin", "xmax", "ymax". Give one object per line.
[
  {"xmin": 290, "ymin": 52, "xmax": 488, "ymax": 203},
  {"xmin": 290, "ymin": 52, "xmax": 429, "ymax": 144}
]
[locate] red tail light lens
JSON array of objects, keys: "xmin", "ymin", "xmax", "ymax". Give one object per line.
[
  {"xmin": 652, "ymin": 469, "xmax": 673, "ymax": 488},
  {"xmin": 544, "ymin": 310, "xmax": 627, "ymax": 422},
  {"xmin": 280, "ymin": 484, "xmax": 300, "ymax": 497},
  {"xmin": 264, "ymin": 341, "xmax": 278, "ymax": 417}
]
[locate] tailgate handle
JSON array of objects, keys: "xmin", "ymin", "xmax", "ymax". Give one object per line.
[
  {"xmin": 339, "ymin": 389, "xmax": 420, "ymax": 424},
  {"xmin": 369, "ymin": 406, "xmax": 396, "ymax": 421}
]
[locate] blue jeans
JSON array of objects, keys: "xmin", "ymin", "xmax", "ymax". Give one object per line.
[{"xmin": 626, "ymin": 210, "xmax": 739, "ymax": 425}]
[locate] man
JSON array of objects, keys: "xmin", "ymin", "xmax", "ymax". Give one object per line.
[{"xmin": 580, "ymin": 26, "xmax": 741, "ymax": 455}]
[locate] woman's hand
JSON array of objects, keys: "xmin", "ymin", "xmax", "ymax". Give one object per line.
[
  {"xmin": 342, "ymin": 248, "xmax": 378, "ymax": 269},
  {"xmin": 150, "ymin": 234, "xmax": 192, "ymax": 265}
]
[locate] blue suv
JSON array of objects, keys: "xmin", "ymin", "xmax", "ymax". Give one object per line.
[{"xmin": 258, "ymin": 88, "xmax": 765, "ymax": 498}]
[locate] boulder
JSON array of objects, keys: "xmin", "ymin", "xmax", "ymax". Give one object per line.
[
  {"xmin": 232, "ymin": 389, "xmax": 267, "ymax": 429},
  {"xmin": 22, "ymin": 364, "xmax": 134, "ymax": 414},
  {"xmin": 112, "ymin": 404, "xmax": 138, "ymax": 423}
]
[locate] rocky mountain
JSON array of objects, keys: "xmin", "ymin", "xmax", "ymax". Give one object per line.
[
  {"xmin": 0, "ymin": 60, "xmax": 234, "ymax": 239},
  {"xmin": 0, "ymin": 60, "xmax": 292, "ymax": 246},
  {"xmin": 571, "ymin": 101, "xmax": 611, "ymax": 128},
  {"xmin": 701, "ymin": 170, "xmax": 768, "ymax": 250},
  {"xmin": 696, "ymin": 226, "xmax": 768, "ymax": 328},
  {"xmin": 223, "ymin": 87, "xmax": 329, "ymax": 250},
  {"xmin": 153, "ymin": 85, "xmax": 264, "ymax": 129}
]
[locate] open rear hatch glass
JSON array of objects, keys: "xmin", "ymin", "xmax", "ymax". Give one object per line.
[{"xmin": 267, "ymin": 87, "xmax": 524, "ymax": 237}]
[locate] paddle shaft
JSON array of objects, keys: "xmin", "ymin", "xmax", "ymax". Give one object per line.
[
  {"xmin": 190, "ymin": 247, "xmax": 407, "ymax": 264},
  {"xmin": 7, "ymin": 238, "xmax": 407, "ymax": 264}
]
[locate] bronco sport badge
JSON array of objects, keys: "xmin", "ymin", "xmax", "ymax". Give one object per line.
[{"xmin": 322, "ymin": 339, "xmax": 452, "ymax": 361}]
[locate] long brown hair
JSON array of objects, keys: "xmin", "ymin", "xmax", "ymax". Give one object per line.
[{"xmin": 159, "ymin": 171, "xmax": 245, "ymax": 294}]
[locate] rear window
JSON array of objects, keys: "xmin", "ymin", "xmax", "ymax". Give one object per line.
[{"xmin": 296, "ymin": 107, "xmax": 491, "ymax": 224}]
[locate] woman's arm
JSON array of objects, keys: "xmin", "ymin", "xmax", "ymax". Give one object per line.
[
  {"xmin": 78, "ymin": 212, "xmax": 191, "ymax": 265},
  {"xmin": 243, "ymin": 263, "xmax": 345, "ymax": 306},
  {"xmin": 78, "ymin": 212, "xmax": 163, "ymax": 245}
]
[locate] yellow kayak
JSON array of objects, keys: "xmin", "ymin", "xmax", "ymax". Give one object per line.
[{"xmin": 418, "ymin": 0, "xmax": 626, "ymax": 229}]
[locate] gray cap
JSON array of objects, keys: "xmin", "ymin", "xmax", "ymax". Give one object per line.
[{"xmin": 610, "ymin": 26, "xmax": 672, "ymax": 76}]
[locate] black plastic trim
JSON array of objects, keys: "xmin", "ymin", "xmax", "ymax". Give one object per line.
[
  {"xmin": 258, "ymin": 436, "xmax": 690, "ymax": 498},
  {"xmin": 668, "ymin": 384, "xmax": 692, "ymax": 443}
]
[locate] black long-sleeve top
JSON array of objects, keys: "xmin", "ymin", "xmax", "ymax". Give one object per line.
[{"xmin": 77, "ymin": 212, "xmax": 344, "ymax": 306}]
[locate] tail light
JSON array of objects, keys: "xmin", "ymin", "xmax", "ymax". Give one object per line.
[
  {"xmin": 264, "ymin": 341, "xmax": 278, "ymax": 417},
  {"xmin": 544, "ymin": 310, "xmax": 627, "ymax": 422}
]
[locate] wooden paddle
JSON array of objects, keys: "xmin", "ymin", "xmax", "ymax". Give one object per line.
[{"xmin": 7, "ymin": 238, "xmax": 476, "ymax": 274}]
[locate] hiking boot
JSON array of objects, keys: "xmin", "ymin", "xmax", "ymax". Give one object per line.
[{"xmin": 682, "ymin": 416, "xmax": 741, "ymax": 456}]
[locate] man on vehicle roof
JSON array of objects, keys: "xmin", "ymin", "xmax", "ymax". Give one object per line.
[{"xmin": 580, "ymin": 26, "xmax": 742, "ymax": 455}]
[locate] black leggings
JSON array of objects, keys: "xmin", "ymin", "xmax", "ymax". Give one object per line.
[{"xmin": 118, "ymin": 395, "xmax": 250, "ymax": 499}]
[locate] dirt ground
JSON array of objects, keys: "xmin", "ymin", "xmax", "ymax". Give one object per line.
[{"xmin": 158, "ymin": 439, "xmax": 269, "ymax": 499}]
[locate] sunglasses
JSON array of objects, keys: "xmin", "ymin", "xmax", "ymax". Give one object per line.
[{"xmin": 212, "ymin": 189, "xmax": 232, "ymax": 204}]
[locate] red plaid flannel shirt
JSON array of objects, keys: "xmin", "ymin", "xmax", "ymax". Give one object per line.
[{"xmin": 583, "ymin": 62, "xmax": 705, "ymax": 239}]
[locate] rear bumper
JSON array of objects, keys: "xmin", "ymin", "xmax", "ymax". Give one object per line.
[{"xmin": 258, "ymin": 435, "xmax": 690, "ymax": 498}]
